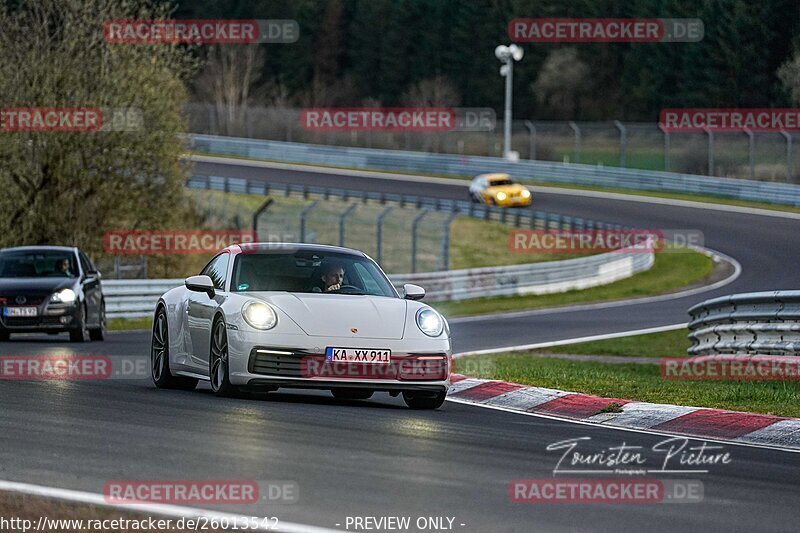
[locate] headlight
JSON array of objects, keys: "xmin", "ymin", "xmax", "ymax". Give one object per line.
[
  {"xmin": 416, "ymin": 308, "xmax": 443, "ymax": 337},
  {"xmin": 521, "ymin": 189, "xmax": 531, "ymax": 198},
  {"xmin": 242, "ymin": 301, "xmax": 277, "ymax": 330},
  {"xmin": 496, "ymin": 191, "xmax": 507, "ymax": 201},
  {"xmin": 50, "ymin": 288, "xmax": 76, "ymax": 304}
]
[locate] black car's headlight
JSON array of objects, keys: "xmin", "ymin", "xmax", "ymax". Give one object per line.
[
  {"xmin": 242, "ymin": 301, "xmax": 277, "ymax": 330},
  {"xmin": 416, "ymin": 308, "xmax": 444, "ymax": 337},
  {"xmin": 50, "ymin": 288, "xmax": 76, "ymax": 304}
]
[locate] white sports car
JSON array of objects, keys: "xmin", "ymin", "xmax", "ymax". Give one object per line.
[{"xmin": 151, "ymin": 243, "xmax": 452, "ymax": 409}]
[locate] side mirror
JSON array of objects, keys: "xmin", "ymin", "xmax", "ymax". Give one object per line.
[
  {"xmin": 185, "ymin": 275, "xmax": 215, "ymax": 298},
  {"xmin": 87, "ymin": 270, "xmax": 101, "ymax": 280},
  {"xmin": 403, "ymin": 283, "xmax": 426, "ymax": 301}
]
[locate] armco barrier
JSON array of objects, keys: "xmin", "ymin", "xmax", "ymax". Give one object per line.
[
  {"xmin": 189, "ymin": 134, "xmax": 800, "ymax": 207},
  {"xmin": 687, "ymin": 291, "xmax": 800, "ymax": 356},
  {"xmin": 104, "ymin": 247, "xmax": 653, "ymax": 318}
]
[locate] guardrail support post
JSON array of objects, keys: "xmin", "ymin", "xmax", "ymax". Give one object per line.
[
  {"xmin": 339, "ymin": 203, "xmax": 358, "ymax": 247},
  {"xmin": 568, "ymin": 121, "xmax": 581, "ymax": 164},
  {"xmin": 376, "ymin": 206, "xmax": 394, "ymax": 265},
  {"xmin": 440, "ymin": 211, "xmax": 460, "ymax": 271},
  {"xmin": 411, "ymin": 208, "xmax": 431, "ymax": 273},
  {"xmin": 744, "ymin": 129, "xmax": 755, "ymax": 179},
  {"xmin": 782, "ymin": 130, "xmax": 793, "ymax": 181},
  {"xmin": 252, "ymin": 198, "xmax": 274, "ymax": 240},
  {"xmin": 299, "ymin": 200, "xmax": 320, "ymax": 243},
  {"xmin": 706, "ymin": 129, "xmax": 715, "ymax": 176},
  {"xmin": 614, "ymin": 120, "xmax": 627, "ymax": 167},
  {"xmin": 524, "ymin": 120, "xmax": 536, "ymax": 160}
]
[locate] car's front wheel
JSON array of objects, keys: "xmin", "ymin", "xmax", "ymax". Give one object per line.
[
  {"xmin": 210, "ymin": 318, "xmax": 239, "ymax": 397},
  {"xmin": 89, "ymin": 301, "xmax": 106, "ymax": 341},
  {"xmin": 331, "ymin": 388, "xmax": 374, "ymax": 400},
  {"xmin": 151, "ymin": 308, "xmax": 197, "ymax": 391},
  {"xmin": 69, "ymin": 304, "xmax": 89, "ymax": 342},
  {"xmin": 403, "ymin": 390, "xmax": 447, "ymax": 410}
]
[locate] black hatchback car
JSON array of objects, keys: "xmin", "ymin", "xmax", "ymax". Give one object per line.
[{"xmin": 0, "ymin": 246, "xmax": 105, "ymax": 342}]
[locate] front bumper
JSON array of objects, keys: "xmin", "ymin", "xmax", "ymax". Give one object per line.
[
  {"xmin": 227, "ymin": 329, "xmax": 451, "ymax": 393},
  {"xmin": 0, "ymin": 302, "xmax": 80, "ymax": 333},
  {"xmin": 494, "ymin": 195, "xmax": 532, "ymax": 207}
]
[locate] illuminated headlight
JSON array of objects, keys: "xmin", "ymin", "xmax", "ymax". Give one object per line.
[
  {"xmin": 242, "ymin": 301, "xmax": 277, "ymax": 330},
  {"xmin": 496, "ymin": 192, "xmax": 507, "ymax": 201},
  {"xmin": 416, "ymin": 308, "xmax": 444, "ymax": 337},
  {"xmin": 521, "ymin": 189, "xmax": 531, "ymax": 198},
  {"xmin": 50, "ymin": 288, "xmax": 76, "ymax": 304}
]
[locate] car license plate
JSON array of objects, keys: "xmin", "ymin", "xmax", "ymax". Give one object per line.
[
  {"xmin": 326, "ymin": 347, "xmax": 391, "ymax": 363},
  {"xmin": 4, "ymin": 306, "xmax": 38, "ymax": 317}
]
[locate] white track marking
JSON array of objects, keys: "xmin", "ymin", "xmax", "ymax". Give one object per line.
[
  {"xmin": 0, "ymin": 480, "xmax": 342, "ymax": 533},
  {"xmin": 453, "ymin": 323, "xmax": 687, "ymax": 357}
]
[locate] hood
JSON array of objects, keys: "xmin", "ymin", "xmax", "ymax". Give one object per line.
[
  {"xmin": 487, "ymin": 184, "xmax": 528, "ymax": 194},
  {"xmin": 0, "ymin": 277, "xmax": 76, "ymax": 296},
  {"xmin": 254, "ymin": 292, "xmax": 408, "ymax": 340}
]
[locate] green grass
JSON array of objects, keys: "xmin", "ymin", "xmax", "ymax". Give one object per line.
[
  {"xmin": 108, "ymin": 317, "xmax": 152, "ymax": 331},
  {"xmin": 457, "ymin": 353, "xmax": 800, "ymax": 417},
  {"xmin": 433, "ymin": 248, "xmax": 714, "ymax": 317},
  {"xmin": 532, "ymin": 328, "xmax": 692, "ymax": 358},
  {"xmin": 192, "ymin": 150, "xmax": 800, "ymax": 215},
  {"xmin": 194, "ymin": 189, "xmax": 580, "ymax": 272}
]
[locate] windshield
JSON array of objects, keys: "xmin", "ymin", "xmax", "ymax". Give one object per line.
[
  {"xmin": 488, "ymin": 179, "xmax": 515, "ymax": 186},
  {"xmin": 231, "ymin": 251, "xmax": 397, "ymax": 297},
  {"xmin": 0, "ymin": 251, "xmax": 79, "ymax": 278}
]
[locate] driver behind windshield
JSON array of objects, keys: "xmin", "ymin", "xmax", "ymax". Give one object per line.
[
  {"xmin": 54, "ymin": 258, "xmax": 73, "ymax": 277},
  {"xmin": 311, "ymin": 261, "xmax": 344, "ymax": 293}
]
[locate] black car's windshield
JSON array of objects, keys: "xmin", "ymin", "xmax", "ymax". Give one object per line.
[
  {"xmin": 231, "ymin": 251, "xmax": 397, "ymax": 297},
  {"xmin": 0, "ymin": 251, "xmax": 79, "ymax": 278}
]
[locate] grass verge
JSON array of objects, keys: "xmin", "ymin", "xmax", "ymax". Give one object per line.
[
  {"xmin": 108, "ymin": 317, "xmax": 152, "ymax": 331},
  {"xmin": 457, "ymin": 352, "xmax": 800, "ymax": 418},
  {"xmin": 531, "ymin": 328, "xmax": 692, "ymax": 358},
  {"xmin": 433, "ymin": 248, "xmax": 714, "ymax": 317}
]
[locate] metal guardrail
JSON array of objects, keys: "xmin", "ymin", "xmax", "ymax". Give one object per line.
[
  {"xmin": 687, "ymin": 291, "xmax": 800, "ymax": 355},
  {"xmin": 105, "ymin": 247, "xmax": 653, "ymax": 318},
  {"xmin": 189, "ymin": 134, "xmax": 800, "ymax": 207}
]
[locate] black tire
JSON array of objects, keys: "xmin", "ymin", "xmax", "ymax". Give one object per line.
[
  {"xmin": 69, "ymin": 305, "xmax": 89, "ymax": 342},
  {"xmin": 151, "ymin": 307, "xmax": 198, "ymax": 390},
  {"xmin": 403, "ymin": 390, "xmax": 447, "ymax": 410},
  {"xmin": 209, "ymin": 318, "xmax": 239, "ymax": 397},
  {"xmin": 331, "ymin": 388, "xmax": 374, "ymax": 401},
  {"xmin": 89, "ymin": 301, "xmax": 106, "ymax": 341}
]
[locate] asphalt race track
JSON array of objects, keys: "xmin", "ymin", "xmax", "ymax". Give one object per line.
[{"xmin": 2, "ymin": 159, "xmax": 800, "ymax": 532}]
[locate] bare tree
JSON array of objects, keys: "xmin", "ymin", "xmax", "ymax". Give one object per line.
[
  {"xmin": 194, "ymin": 45, "xmax": 266, "ymax": 136},
  {"xmin": 779, "ymin": 53, "xmax": 800, "ymax": 105},
  {"xmin": 532, "ymin": 48, "xmax": 590, "ymax": 119},
  {"xmin": 401, "ymin": 75, "xmax": 461, "ymax": 107}
]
